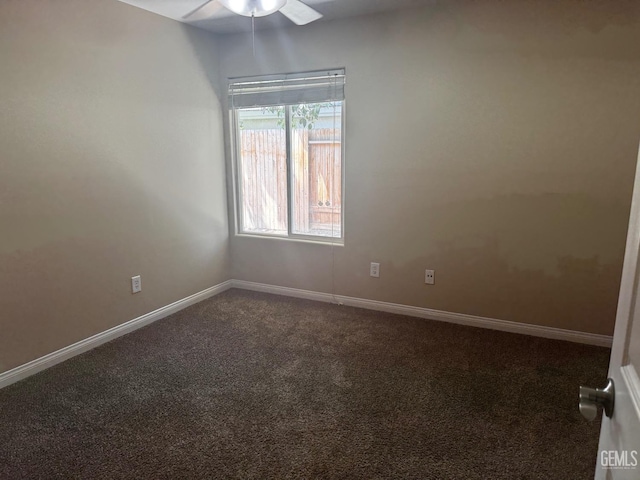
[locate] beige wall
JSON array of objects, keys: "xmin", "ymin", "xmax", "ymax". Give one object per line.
[
  {"xmin": 2, "ymin": 1, "xmax": 638, "ymax": 375},
  {"xmin": 219, "ymin": 1, "xmax": 640, "ymax": 335},
  {"xmin": 0, "ymin": 1, "xmax": 230, "ymax": 373}
]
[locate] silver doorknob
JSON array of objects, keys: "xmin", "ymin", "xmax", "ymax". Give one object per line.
[{"xmin": 579, "ymin": 378, "xmax": 615, "ymax": 421}]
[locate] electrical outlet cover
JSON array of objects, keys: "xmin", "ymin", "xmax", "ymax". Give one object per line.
[
  {"xmin": 131, "ymin": 275, "xmax": 142, "ymax": 293},
  {"xmin": 370, "ymin": 262, "xmax": 380, "ymax": 278},
  {"xmin": 425, "ymin": 269, "xmax": 435, "ymax": 285}
]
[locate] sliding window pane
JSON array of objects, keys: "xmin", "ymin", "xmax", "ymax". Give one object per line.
[
  {"xmin": 291, "ymin": 102, "xmax": 342, "ymax": 238},
  {"xmin": 237, "ymin": 107, "xmax": 288, "ymax": 235}
]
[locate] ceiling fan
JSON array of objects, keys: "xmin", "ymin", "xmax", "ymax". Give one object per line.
[{"xmin": 183, "ymin": 0, "xmax": 323, "ymax": 25}]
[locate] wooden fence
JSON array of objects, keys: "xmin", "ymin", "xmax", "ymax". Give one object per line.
[{"xmin": 240, "ymin": 128, "xmax": 341, "ymax": 236}]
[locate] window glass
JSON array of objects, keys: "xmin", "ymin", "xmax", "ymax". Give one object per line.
[
  {"xmin": 290, "ymin": 102, "xmax": 342, "ymax": 238},
  {"xmin": 237, "ymin": 107, "xmax": 287, "ymax": 236}
]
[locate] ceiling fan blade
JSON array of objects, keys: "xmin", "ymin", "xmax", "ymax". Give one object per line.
[
  {"xmin": 279, "ymin": 0, "xmax": 323, "ymax": 25},
  {"xmin": 183, "ymin": 0, "xmax": 224, "ymax": 21}
]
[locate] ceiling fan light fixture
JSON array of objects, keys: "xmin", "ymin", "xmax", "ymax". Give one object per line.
[{"xmin": 219, "ymin": 0, "xmax": 287, "ymax": 17}]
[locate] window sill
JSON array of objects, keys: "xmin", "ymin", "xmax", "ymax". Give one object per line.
[{"xmin": 234, "ymin": 233, "xmax": 344, "ymax": 247}]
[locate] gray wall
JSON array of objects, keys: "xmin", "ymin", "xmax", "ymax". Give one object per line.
[
  {"xmin": 219, "ymin": 1, "xmax": 640, "ymax": 335},
  {"xmin": 0, "ymin": 0, "xmax": 230, "ymax": 373}
]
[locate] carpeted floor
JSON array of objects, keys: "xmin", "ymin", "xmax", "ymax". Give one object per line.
[{"xmin": 0, "ymin": 289, "xmax": 609, "ymax": 479}]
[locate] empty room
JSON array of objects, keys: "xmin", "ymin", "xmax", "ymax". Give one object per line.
[{"xmin": 2, "ymin": 0, "xmax": 640, "ymax": 478}]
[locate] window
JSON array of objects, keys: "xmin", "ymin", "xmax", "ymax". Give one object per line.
[{"xmin": 229, "ymin": 69, "xmax": 345, "ymax": 241}]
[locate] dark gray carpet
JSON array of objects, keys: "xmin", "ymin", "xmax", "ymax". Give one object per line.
[{"xmin": 0, "ymin": 289, "xmax": 609, "ymax": 479}]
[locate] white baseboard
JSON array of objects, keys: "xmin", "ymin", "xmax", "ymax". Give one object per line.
[
  {"xmin": 0, "ymin": 280, "xmax": 233, "ymax": 390},
  {"xmin": 1, "ymin": 278, "xmax": 612, "ymax": 391},
  {"xmin": 231, "ymin": 280, "xmax": 613, "ymax": 348}
]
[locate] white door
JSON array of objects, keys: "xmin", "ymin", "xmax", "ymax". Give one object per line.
[{"xmin": 592, "ymin": 144, "xmax": 640, "ymax": 479}]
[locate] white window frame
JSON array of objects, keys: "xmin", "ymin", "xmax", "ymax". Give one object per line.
[{"xmin": 229, "ymin": 69, "xmax": 346, "ymax": 244}]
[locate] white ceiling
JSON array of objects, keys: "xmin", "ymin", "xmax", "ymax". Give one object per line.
[{"xmin": 118, "ymin": 0, "xmax": 437, "ymax": 34}]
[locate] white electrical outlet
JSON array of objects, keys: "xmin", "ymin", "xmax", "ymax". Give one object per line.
[
  {"xmin": 425, "ymin": 269, "xmax": 435, "ymax": 285},
  {"xmin": 131, "ymin": 275, "xmax": 142, "ymax": 294},
  {"xmin": 370, "ymin": 262, "xmax": 380, "ymax": 278}
]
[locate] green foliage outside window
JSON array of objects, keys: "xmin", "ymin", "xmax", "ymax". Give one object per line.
[{"xmin": 262, "ymin": 103, "xmax": 336, "ymax": 130}]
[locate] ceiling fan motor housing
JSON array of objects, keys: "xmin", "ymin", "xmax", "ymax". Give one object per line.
[{"xmin": 219, "ymin": 0, "xmax": 287, "ymax": 17}]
